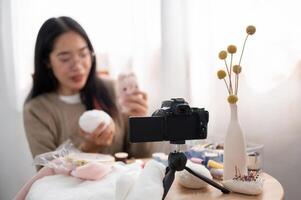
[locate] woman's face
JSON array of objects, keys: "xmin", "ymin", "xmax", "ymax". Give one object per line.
[{"xmin": 49, "ymin": 31, "xmax": 92, "ymax": 95}]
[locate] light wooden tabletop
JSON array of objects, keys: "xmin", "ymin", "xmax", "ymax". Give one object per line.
[{"xmin": 165, "ymin": 173, "xmax": 284, "ymax": 200}]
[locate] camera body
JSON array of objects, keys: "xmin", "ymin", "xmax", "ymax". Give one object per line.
[{"xmin": 129, "ymin": 98, "xmax": 209, "ymax": 144}]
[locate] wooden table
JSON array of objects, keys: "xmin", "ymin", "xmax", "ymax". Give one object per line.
[{"xmin": 165, "ymin": 173, "xmax": 284, "ymax": 200}]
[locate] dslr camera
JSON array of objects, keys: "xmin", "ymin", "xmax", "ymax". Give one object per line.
[{"xmin": 129, "ymin": 98, "xmax": 209, "ymax": 144}]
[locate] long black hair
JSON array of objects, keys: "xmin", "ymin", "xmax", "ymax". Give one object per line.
[{"xmin": 27, "ymin": 16, "xmax": 118, "ymax": 118}]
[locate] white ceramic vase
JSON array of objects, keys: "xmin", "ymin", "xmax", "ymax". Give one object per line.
[{"xmin": 223, "ymin": 103, "xmax": 247, "ymax": 181}]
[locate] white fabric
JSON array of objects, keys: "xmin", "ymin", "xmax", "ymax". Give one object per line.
[
  {"xmin": 176, "ymin": 160, "xmax": 212, "ymax": 189},
  {"xmin": 58, "ymin": 94, "xmax": 81, "ymax": 104},
  {"xmin": 78, "ymin": 110, "xmax": 112, "ymax": 133},
  {"xmin": 25, "ymin": 160, "xmax": 165, "ymax": 200},
  {"xmin": 26, "ymin": 174, "xmax": 115, "ymax": 200},
  {"xmin": 122, "ymin": 160, "xmax": 165, "ymax": 200},
  {"xmin": 115, "ymin": 171, "xmax": 138, "ymax": 200}
]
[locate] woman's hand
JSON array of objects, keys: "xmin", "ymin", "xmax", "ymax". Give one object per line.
[
  {"xmin": 119, "ymin": 90, "xmax": 148, "ymax": 117},
  {"xmin": 79, "ymin": 120, "xmax": 115, "ymax": 152}
]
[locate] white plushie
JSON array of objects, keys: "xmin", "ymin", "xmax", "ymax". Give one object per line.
[
  {"xmin": 117, "ymin": 72, "xmax": 139, "ymax": 96},
  {"xmin": 79, "ymin": 110, "xmax": 111, "ymax": 134},
  {"xmin": 176, "ymin": 160, "xmax": 212, "ymax": 189}
]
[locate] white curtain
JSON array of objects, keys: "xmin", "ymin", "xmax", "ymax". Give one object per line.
[
  {"xmin": 0, "ymin": 0, "xmax": 17, "ymax": 109},
  {"xmin": 1, "ymin": 1, "xmax": 36, "ymax": 200}
]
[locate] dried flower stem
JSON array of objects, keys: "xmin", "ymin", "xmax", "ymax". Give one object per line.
[
  {"xmin": 235, "ymin": 34, "xmax": 250, "ymax": 95},
  {"xmin": 224, "ymin": 60, "xmax": 232, "ymax": 94},
  {"xmin": 239, "ymin": 34, "xmax": 249, "ymax": 65},
  {"xmin": 235, "ymin": 74, "xmax": 239, "ymax": 95},
  {"xmin": 223, "ymin": 79, "xmax": 231, "ymax": 94},
  {"xmin": 224, "ymin": 60, "xmax": 230, "ymax": 77},
  {"xmin": 230, "ymin": 54, "xmax": 233, "ymax": 94}
]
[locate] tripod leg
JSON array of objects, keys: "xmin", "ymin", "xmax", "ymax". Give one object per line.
[
  {"xmin": 184, "ymin": 166, "xmax": 230, "ymax": 194},
  {"xmin": 162, "ymin": 167, "xmax": 175, "ymax": 200}
]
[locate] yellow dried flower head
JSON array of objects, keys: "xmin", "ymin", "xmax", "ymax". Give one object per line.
[
  {"xmin": 219, "ymin": 51, "xmax": 227, "ymax": 60},
  {"xmin": 227, "ymin": 95, "xmax": 238, "ymax": 104},
  {"xmin": 217, "ymin": 70, "xmax": 227, "ymax": 79},
  {"xmin": 246, "ymin": 25, "xmax": 256, "ymax": 35},
  {"xmin": 233, "ymin": 65, "xmax": 242, "ymax": 74},
  {"xmin": 227, "ymin": 45, "xmax": 237, "ymax": 54}
]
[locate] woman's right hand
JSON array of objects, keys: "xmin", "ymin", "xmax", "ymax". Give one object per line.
[
  {"xmin": 79, "ymin": 120, "xmax": 115, "ymax": 152},
  {"xmin": 119, "ymin": 90, "xmax": 148, "ymax": 117}
]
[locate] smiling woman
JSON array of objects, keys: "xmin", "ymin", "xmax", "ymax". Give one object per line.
[
  {"xmin": 49, "ymin": 32, "xmax": 93, "ymax": 95},
  {"xmin": 23, "ymin": 16, "xmax": 152, "ymax": 165}
]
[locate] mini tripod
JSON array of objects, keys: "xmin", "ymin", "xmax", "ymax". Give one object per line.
[{"xmin": 162, "ymin": 144, "xmax": 230, "ymax": 199}]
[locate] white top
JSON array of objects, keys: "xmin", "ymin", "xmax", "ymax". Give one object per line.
[{"xmin": 58, "ymin": 93, "xmax": 81, "ymax": 104}]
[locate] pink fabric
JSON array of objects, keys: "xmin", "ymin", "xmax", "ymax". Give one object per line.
[
  {"xmin": 14, "ymin": 162, "xmax": 112, "ymax": 200},
  {"xmin": 13, "ymin": 167, "xmax": 55, "ymax": 200},
  {"xmin": 71, "ymin": 162, "xmax": 112, "ymax": 180}
]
